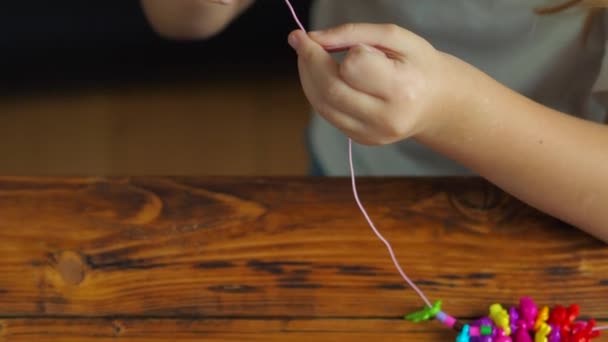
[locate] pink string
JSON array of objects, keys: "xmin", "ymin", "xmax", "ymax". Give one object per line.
[
  {"xmin": 283, "ymin": 0, "xmax": 306, "ymax": 31},
  {"xmin": 348, "ymin": 139, "xmax": 433, "ymax": 308},
  {"xmin": 283, "ymin": 0, "xmax": 433, "ymax": 309}
]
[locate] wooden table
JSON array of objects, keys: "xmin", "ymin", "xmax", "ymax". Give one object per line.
[{"xmin": 0, "ymin": 177, "xmax": 606, "ymax": 341}]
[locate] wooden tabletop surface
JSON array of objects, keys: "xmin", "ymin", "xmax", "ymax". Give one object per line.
[{"xmin": 0, "ymin": 176, "xmax": 606, "ymax": 341}]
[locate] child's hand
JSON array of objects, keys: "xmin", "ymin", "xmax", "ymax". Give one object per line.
[{"xmin": 288, "ymin": 23, "xmax": 470, "ymax": 145}]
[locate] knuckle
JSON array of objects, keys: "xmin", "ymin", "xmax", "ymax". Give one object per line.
[
  {"xmin": 341, "ymin": 52, "xmax": 361, "ymax": 79},
  {"xmin": 316, "ymin": 102, "xmax": 334, "ymax": 119},
  {"xmin": 383, "ymin": 23, "xmax": 403, "ymax": 39},
  {"xmin": 324, "ymin": 79, "xmax": 343, "ymax": 102},
  {"xmin": 339, "ymin": 23, "xmax": 357, "ymax": 35}
]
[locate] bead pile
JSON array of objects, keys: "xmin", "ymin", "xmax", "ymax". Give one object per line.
[{"xmin": 405, "ymin": 297, "xmax": 601, "ymax": 342}]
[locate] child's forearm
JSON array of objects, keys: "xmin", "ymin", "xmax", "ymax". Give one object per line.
[
  {"xmin": 141, "ymin": 0, "xmax": 254, "ymax": 40},
  {"xmin": 417, "ymin": 53, "xmax": 608, "ymax": 242}
]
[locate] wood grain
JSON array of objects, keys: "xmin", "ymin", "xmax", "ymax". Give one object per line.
[
  {"xmin": 0, "ymin": 176, "xmax": 607, "ymax": 340},
  {"xmin": 0, "ymin": 319, "xmax": 453, "ymax": 341}
]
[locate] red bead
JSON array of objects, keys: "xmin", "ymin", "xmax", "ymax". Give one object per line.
[
  {"xmin": 549, "ymin": 305, "xmax": 566, "ymax": 327},
  {"xmin": 568, "ymin": 319, "xmax": 601, "ymax": 342},
  {"xmin": 563, "ymin": 304, "xmax": 581, "ymax": 336}
]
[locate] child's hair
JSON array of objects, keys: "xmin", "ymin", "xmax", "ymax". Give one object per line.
[{"xmin": 536, "ymin": 0, "xmax": 607, "ymax": 44}]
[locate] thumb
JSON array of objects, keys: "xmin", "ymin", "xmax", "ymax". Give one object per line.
[{"xmin": 288, "ymin": 30, "xmax": 332, "ymax": 63}]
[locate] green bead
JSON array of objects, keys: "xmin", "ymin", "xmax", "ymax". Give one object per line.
[
  {"xmin": 480, "ymin": 325, "xmax": 492, "ymax": 336},
  {"xmin": 403, "ymin": 301, "xmax": 442, "ymax": 322}
]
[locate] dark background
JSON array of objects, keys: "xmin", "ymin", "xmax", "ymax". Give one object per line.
[{"xmin": 0, "ymin": 0, "xmax": 311, "ymax": 94}]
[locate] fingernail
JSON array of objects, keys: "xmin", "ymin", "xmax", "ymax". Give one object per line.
[{"xmin": 288, "ymin": 33, "xmax": 300, "ymax": 49}]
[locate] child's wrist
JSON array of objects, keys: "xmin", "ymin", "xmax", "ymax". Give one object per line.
[{"xmin": 413, "ymin": 52, "xmax": 490, "ymax": 146}]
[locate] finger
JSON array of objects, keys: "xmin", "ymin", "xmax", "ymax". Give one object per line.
[
  {"xmin": 339, "ymin": 44, "xmax": 396, "ymax": 99},
  {"xmin": 289, "ymin": 30, "xmax": 384, "ymax": 124},
  {"xmin": 309, "ymin": 23, "xmax": 427, "ymax": 59}
]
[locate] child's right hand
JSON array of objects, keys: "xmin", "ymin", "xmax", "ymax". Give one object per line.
[{"xmin": 288, "ymin": 23, "xmax": 476, "ymax": 146}]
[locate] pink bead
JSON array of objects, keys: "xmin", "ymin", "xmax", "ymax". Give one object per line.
[
  {"xmin": 495, "ymin": 337, "xmax": 513, "ymax": 342},
  {"xmin": 519, "ymin": 297, "xmax": 538, "ymax": 330},
  {"xmin": 444, "ymin": 315, "xmax": 457, "ymax": 328},
  {"xmin": 470, "ymin": 326, "xmax": 481, "ymax": 336}
]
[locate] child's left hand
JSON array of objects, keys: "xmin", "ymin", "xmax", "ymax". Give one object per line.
[{"xmin": 288, "ymin": 23, "xmax": 473, "ymax": 145}]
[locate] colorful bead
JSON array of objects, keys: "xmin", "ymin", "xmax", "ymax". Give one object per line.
[
  {"xmin": 549, "ymin": 305, "xmax": 566, "ymax": 326},
  {"xmin": 470, "ymin": 317, "xmax": 493, "ymax": 342},
  {"xmin": 534, "ymin": 306, "xmax": 550, "ymax": 331},
  {"xmin": 490, "ymin": 304, "xmax": 511, "ymax": 335},
  {"xmin": 457, "ymin": 324, "xmax": 470, "ymax": 342},
  {"xmin": 565, "ymin": 304, "xmax": 581, "ymax": 333},
  {"xmin": 514, "ymin": 320, "xmax": 533, "ymax": 342},
  {"xmin": 437, "ymin": 311, "xmax": 458, "ymax": 328},
  {"xmin": 469, "ymin": 326, "xmax": 480, "ymax": 337},
  {"xmin": 569, "ymin": 319, "xmax": 601, "ymax": 342},
  {"xmin": 480, "ymin": 325, "xmax": 493, "ymax": 336},
  {"xmin": 509, "ymin": 306, "xmax": 520, "ymax": 334},
  {"xmin": 547, "ymin": 324, "xmax": 561, "ymax": 342},
  {"xmin": 495, "ymin": 327, "xmax": 507, "ymax": 337},
  {"xmin": 534, "ymin": 322, "xmax": 551, "ymax": 342},
  {"xmin": 519, "ymin": 297, "xmax": 538, "ymax": 331},
  {"xmin": 551, "ymin": 304, "xmax": 580, "ymax": 337},
  {"xmin": 404, "ymin": 300, "xmax": 442, "ymax": 322}
]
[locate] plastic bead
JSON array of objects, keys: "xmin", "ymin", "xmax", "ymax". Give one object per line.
[
  {"xmin": 547, "ymin": 324, "xmax": 561, "ymax": 342},
  {"xmin": 509, "ymin": 307, "xmax": 520, "ymax": 334},
  {"xmin": 514, "ymin": 321, "xmax": 533, "ymax": 342},
  {"xmin": 405, "ymin": 301, "xmax": 442, "ymax": 322},
  {"xmin": 457, "ymin": 325, "xmax": 471, "ymax": 342},
  {"xmin": 549, "ymin": 305, "xmax": 570, "ymax": 337},
  {"xmin": 560, "ymin": 304, "xmax": 581, "ymax": 337},
  {"xmin": 534, "ymin": 306, "xmax": 550, "ymax": 331},
  {"xmin": 471, "ymin": 318, "xmax": 494, "ymax": 342},
  {"xmin": 470, "ymin": 326, "xmax": 481, "ymax": 337},
  {"xmin": 495, "ymin": 337, "xmax": 513, "ymax": 342},
  {"xmin": 569, "ymin": 319, "xmax": 601, "ymax": 342},
  {"xmin": 549, "ymin": 305, "xmax": 566, "ymax": 327},
  {"xmin": 549, "ymin": 304, "xmax": 580, "ymax": 336},
  {"xmin": 445, "ymin": 315, "xmax": 458, "ymax": 328},
  {"xmin": 490, "ymin": 304, "xmax": 511, "ymax": 336},
  {"xmin": 495, "ymin": 327, "xmax": 507, "ymax": 338},
  {"xmin": 534, "ymin": 322, "xmax": 551, "ymax": 342},
  {"xmin": 481, "ymin": 326, "xmax": 493, "ymax": 336},
  {"xmin": 519, "ymin": 297, "xmax": 538, "ymax": 331},
  {"xmin": 437, "ymin": 311, "xmax": 458, "ymax": 329}
]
